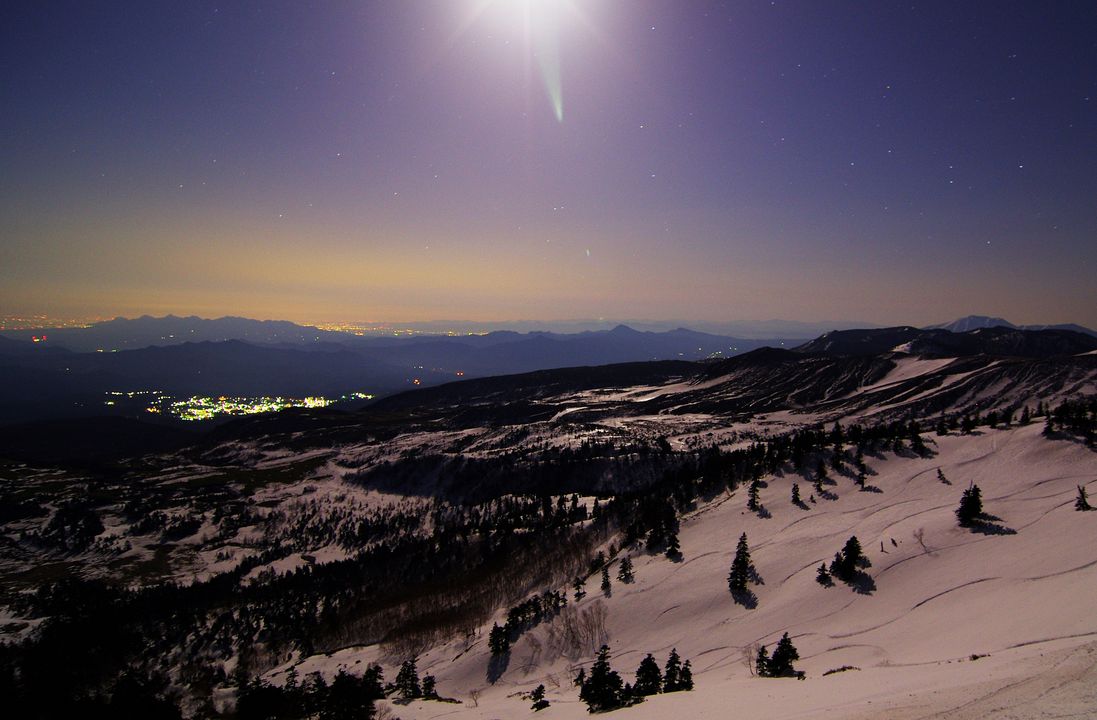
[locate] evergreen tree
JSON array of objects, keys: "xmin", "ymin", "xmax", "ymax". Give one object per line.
[
  {"xmin": 768, "ymin": 633, "xmax": 800, "ymax": 677},
  {"xmin": 755, "ymin": 646, "xmax": 770, "ymax": 677},
  {"xmin": 1043, "ymin": 415, "xmax": 1055, "ymax": 436},
  {"xmin": 679, "ymin": 660, "xmax": 694, "ymax": 691},
  {"xmin": 600, "ymin": 566, "xmax": 612, "ymax": 596},
  {"xmin": 747, "ymin": 479, "xmax": 761, "ymax": 511},
  {"xmin": 956, "ymin": 484, "xmax": 983, "ymax": 527},
  {"xmin": 579, "ymin": 645, "xmax": 623, "ymax": 713},
  {"xmin": 936, "ymin": 417, "xmax": 948, "ymax": 436},
  {"xmin": 727, "ymin": 532, "xmax": 754, "ymax": 596},
  {"xmin": 828, "ymin": 551, "xmax": 845, "ymax": 580},
  {"xmin": 573, "ymin": 668, "xmax": 586, "ymax": 688},
  {"xmin": 1020, "ymin": 406, "xmax": 1031, "ymax": 425},
  {"xmin": 829, "ymin": 536, "xmax": 869, "ymax": 583},
  {"xmin": 662, "ymin": 648, "xmax": 682, "ymax": 692},
  {"xmin": 324, "ymin": 669, "xmax": 380, "ymax": 720},
  {"xmin": 421, "ymin": 674, "xmax": 437, "ymax": 699},
  {"xmin": 617, "ymin": 556, "xmax": 634, "ymax": 583},
  {"xmin": 530, "ymin": 684, "xmax": 550, "ymax": 711},
  {"xmin": 488, "ymin": 622, "xmax": 510, "ymax": 655},
  {"xmin": 573, "ymin": 577, "xmax": 587, "ymax": 601},
  {"xmin": 633, "ymin": 654, "xmax": 663, "ymax": 696},
  {"xmin": 843, "ymin": 536, "xmax": 869, "ymax": 569},
  {"xmin": 791, "ymin": 483, "xmax": 801, "ymax": 505},
  {"xmin": 664, "ymin": 531, "xmax": 681, "ymax": 559},
  {"xmin": 815, "ymin": 563, "xmax": 831, "ymax": 586},
  {"xmin": 395, "ymin": 658, "xmax": 421, "ymax": 699},
  {"xmin": 1076, "ymin": 485, "xmax": 1092, "ymax": 512}
]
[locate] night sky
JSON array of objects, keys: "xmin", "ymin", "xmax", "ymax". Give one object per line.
[{"xmin": 3, "ymin": 1, "xmax": 1096, "ymax": 327}]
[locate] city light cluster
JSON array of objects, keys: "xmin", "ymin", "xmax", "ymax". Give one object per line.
[
  {"xmin": 311, "ymin": 321, "xmax": 487, "ymax": 337},
  {"xmin": 168, "ymin": 395, "xmax": 335, "ymax": 421},
  {"xmin": 0, "ymin": 314, "xmax": 103, "ymax": 331},
  {"xmin": 102, "ymin": 390, "xmax": 374, "ymax": 421}
]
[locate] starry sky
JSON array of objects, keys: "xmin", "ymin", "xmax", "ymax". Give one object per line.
[{"xmin": 2, "ymin": 0, "xmax": 1096, "ymax": 327}]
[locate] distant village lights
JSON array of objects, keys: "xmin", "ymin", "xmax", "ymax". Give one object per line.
[{"xmin": 101, "ymin": 390, "xmax": 374, "ymax": 421}]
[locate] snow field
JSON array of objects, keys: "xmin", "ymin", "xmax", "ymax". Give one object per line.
[{"xmin": 277, "ymin": 423, "xmax": 1097, "ymax": 719}]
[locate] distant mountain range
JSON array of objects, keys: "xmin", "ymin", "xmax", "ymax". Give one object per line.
[
  {"xmin": 1, "ymin": 314, "xmax": 1094, "ymax": 426},
  {"xmin": 0, "ymin": 320, "xmax": 792, "ymax": 425},
  {"xmin": 793, "ymin": 325, "xmax": 1097, "ymax": 358},
  {"xmin": 927, "ymin": 314, "xmax": 1097, "ymax": 337}
]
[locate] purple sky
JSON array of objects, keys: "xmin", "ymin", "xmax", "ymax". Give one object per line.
[{"xmin": 2, "ymin": 1, "xmax": 1096, "ymax": 326}]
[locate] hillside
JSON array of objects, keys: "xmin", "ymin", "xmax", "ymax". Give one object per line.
[
  {"xmin": 281, "ymin": 423, "xmax": 1097, "ymax": 719},
  {"xmin": 0, "ymin": 342, "xmax": 1094, "ymax": 718}
]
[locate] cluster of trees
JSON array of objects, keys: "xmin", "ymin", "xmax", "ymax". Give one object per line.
[
  {"xmin": 26, "ymin": 501, "xmax": 105, "ymax": 553},
  {"xmin": 1044, "ymin": 397, "xmax": 1097, "ymax": 445},
  {"xmin": 488, "ymin": 589, "xmax": 569, "ymax": 655},
  {"xmin": 755, "ymin": 633, "xmax": 802, "ymax": 678},
  {"xmin": 237, "ymin": 666, "xmax": 384, "ymax": 720},
  {"xmin": 818, "ymin": 536, "xmax": 871, "ymax": 586},
  {"xmin": 393, "ymin": 657, "xmax": 438, "ymax": 701},
  {"xmin": 576, "ymin": 645, "xmax": 693, "ymax": 713},
  {"xmin": 620, "ymin": 492, "xmax": 680, "ymax": 557}
]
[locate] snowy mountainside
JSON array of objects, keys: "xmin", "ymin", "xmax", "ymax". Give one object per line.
[
  {"xmin": 1, "ymin": 344, "xmax": 1095, "ymax": 717},
  {"xmin": 281, "ymin": 423, "xmax": 1097, "ymax": 720}
]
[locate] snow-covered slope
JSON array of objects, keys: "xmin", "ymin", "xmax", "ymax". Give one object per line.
[{"xmin": 277, "ymin": 423, "xmax": 1097, "ymax": 719}]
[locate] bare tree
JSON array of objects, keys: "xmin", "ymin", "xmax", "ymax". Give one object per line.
[
  {"xmin": 744, "ymin": 643, "xmax": 762, "ymax": 676},
  {"xmin": 543, "ymin": 600, "xmax": 609, "ymax": 662},
  {"xmin": 913, "ymin": 527, "xmax": 933, "ymax": 555}
]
